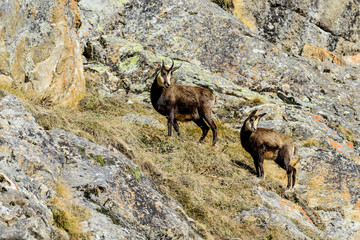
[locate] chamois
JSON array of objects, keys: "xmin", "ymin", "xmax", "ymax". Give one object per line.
[
  {"xmin": 240, "ymin": 110, "xmax": 296, "ymax": 190},
  {"xmin": 150, "ymin": 60, "xmax": 217, "ymax": 146}
]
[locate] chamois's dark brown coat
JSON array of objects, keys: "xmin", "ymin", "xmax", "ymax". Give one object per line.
[
  {"xmin": 240, "ymin": 110, "xmax": 296, "ymax": 189},
  {"xmin": 151, "ymin": 60, "xmax": 217, "ymax": 145}
]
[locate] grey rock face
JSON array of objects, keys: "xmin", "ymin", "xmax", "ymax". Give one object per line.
[
  {"xmin": 75, "ymin": 0, "xmax": 360, "ymax": 238},
  {"xmin": 0, "ymin": 91, "xmax": 200, "ymax": 239},
  {"xmin": 213, "ymin": 0, "xmax": 360, "ymax": 56}
]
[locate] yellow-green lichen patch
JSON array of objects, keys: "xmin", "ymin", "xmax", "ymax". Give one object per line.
[
  {"xmin": 116, "ymin": 0, "xmax": 130, "ymax": 6},
  {"xmin": 86, "ymin": 63, "xmax": 111, "ymax": 75},
  {"xmin": 118, "ymin": 55, "xmax": 141, "ymax": 72}
]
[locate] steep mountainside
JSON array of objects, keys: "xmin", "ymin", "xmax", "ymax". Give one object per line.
[
  {"xmin": 212, "ymin": 0, "xmax": 360, "ymax": 57},
  {"xmin": 0, "ymin": 0, "xmax": 360, "ymax": 239}
]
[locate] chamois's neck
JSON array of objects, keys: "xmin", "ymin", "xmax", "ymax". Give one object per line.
[
  {"xmin": 150, "ymin": 74, "xmax": 164, "ymax": 108},
  {"xmin": 240, "ymin": 120, "xmax": 252, "ymax": 148}
]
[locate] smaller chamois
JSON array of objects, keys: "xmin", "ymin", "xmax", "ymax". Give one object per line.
[
  {"xmin": 151, "ymin": 60, "xmax": 217, "ymax": 146},
  {"xmin": 240, "ymin": 110, "xmax": 296, "ymax": 190}
]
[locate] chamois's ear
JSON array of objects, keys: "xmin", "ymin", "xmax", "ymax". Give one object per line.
[
  {"xmin": 249, "ymin": 109, "xmax": 258, "ymax": 117},
  {"xmin": 171, "ymin": 63, "xmax": 182, "ymax": 73},
  {"xmin": 258, "ymin": 113, "xmax": 267, "ymax": 119},
  {"xmin": 170, "ymin": 76, "xmax": 178, "ymax": 84}
]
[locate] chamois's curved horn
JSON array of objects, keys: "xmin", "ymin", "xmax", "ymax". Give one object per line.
[
  {"xmin": 161, "ymin": 60, "xmax": 165, "ymax": 69},
  {"xmin": 171, "ymin": 63, "xmax": 182, "ymax": 72},
  {"xmin": 249, "ymin": 109, "xmax": 258, "ymax": 117},
  {"xmin": 258, "ymin": 113, "xmax": 267, "ymax": 119},
  {"xmin": 169, "ymin": 59, "xmax": 174, "ymax": 71}
]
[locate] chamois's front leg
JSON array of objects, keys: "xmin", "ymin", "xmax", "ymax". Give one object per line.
[
  {"xmin": 258, "ymin": 154, "xmax": 265, "ymax": 179},
  {"xmin": 291, "ymin": 166, "xmax": 296, "ymax": 189},
  {"xmin": 252, "ymin": 149, "xmax": 265, "ymax": 179},
  {"xmin": 173, "ymin": 119, "xmax": 182, "ymax": 137},
  {"xmin": 258, "ymin": 148, "xmax": 266, "ymax": 179},
  {"xmin": 286, "ymin": 165, "xmax": 297, "ymax": 190},
  {"xmin": 167, "ymin": 112, "xmax": 175, "ymax": 137},
  {"xmin": 253, "ymin": 158, "xmax": 260, "ymax": 178}
]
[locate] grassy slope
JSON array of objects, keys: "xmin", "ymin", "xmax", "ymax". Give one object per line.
[{"xmin": 4, "ymin": 81, "xmax": 304, "ymax": 239}]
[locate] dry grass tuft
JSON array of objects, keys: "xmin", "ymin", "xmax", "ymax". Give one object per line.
[
  {"xmin": 302, "ymin": 138, "xmax": 320, "ymax": 148},
  {"xmin": 251, "ymin": 96, "xmax": 267, "ymax": 105},
  {"xmin": 50, "ymin": 181, "xmax": 91, "ymax": 240},
  {"xmin": 328, "ymin": 122, "xmax": 358, "ymax": 145}
]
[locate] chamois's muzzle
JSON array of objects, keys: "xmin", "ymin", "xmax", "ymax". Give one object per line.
[{"xmin": 165, "ymin": 83, "xmax": 170, "ymax": 88}]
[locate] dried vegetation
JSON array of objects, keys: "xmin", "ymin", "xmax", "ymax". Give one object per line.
[{"xmin": 1, "ymin": 81, "xmax": 301, "ymax": 239}]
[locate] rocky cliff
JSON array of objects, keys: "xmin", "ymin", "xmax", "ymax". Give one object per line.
[
  {"xmin": 0, "ymin": 0, "xmax": 85, "ymax": 105},
  {"xmin": 0, "ymin": 0, "xmax": 360, "ymax": 239},
  {"xmin": 213, "ymin": 0, "xmax": 360, "ymax": 57}
]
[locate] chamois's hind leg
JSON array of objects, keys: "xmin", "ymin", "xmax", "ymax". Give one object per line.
[
  {"xmin": 203, "ymin": 113, "xmax": 217, "ymax": 146},
  {"xmin": 276, "ymin": 146, "xmax": 296, "ymax": 190},
  {"xmin": 173, "ymin": 119, "xmax": 182, "ymax": 137},
  {"xmin": 194, "ymin": 118, "xmax": 209, "ymax": 143}
]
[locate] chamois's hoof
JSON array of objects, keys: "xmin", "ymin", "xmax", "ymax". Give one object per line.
[{"xmin": 285, "ymin": 186, "xmax": 295, "ymax": 192}]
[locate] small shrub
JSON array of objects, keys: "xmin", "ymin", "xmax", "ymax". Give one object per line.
[
  {"xmin": 346, "ymin": 134, "xmax": 357, "ymax": 143},
  {"xmin": 251, "ymin": 96, "xmax": 266, "ymax": 105},
  {"xmin": 50, "ymin": 182, "xmax": 91, "ymax": 240},
  {"xmin": 96, "ymin": 155, "xmax": 105, "ymax": 166},
  {"xmin": 129, "ymin": 167, "xmax": 143, "ymax": 182},
  {"xmin": 302, "ymin": 138, "xmax": 320, "ymax": 148}
]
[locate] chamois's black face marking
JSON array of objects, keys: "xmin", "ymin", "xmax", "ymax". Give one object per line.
[
  {"xmin": 246, "ymin": 116, "xmax": 257, "ymax": 132},
  {"xmin": 156, "ymin": 60, "xmax": 181, "ymax": 89},
  {"xmin": 244, "ymin": 110, "xmax": 266, "ymax": 132},
  {"xmin": 158, "ymin": 69, "xmax": 171, "ymax": 88}
]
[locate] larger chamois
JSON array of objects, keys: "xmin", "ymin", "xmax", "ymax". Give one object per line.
[
  {"xmin": 151, "ymin": 60, "xmax": 217, "ymax": 146},
  {"xmin": 240, "ymin": 110, "xmax": 296, "ymax": 190}
]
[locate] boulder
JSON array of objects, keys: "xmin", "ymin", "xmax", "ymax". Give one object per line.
[
  {"xmin": 0, "ymin": 0, "xmax": 85, "ymax": 105},
  {"xmin": 0, "ymin": 91, "xmax": 200, "ymax": 239}
]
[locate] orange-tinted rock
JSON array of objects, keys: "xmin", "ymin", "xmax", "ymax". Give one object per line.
[
  {"xmin": 302, "ymin": 45, "xmax": 346, "ymax": 65},
  {"xmin": 0, "ymin": 0, "xmax": 85, "ymax": 106},
  {"xmin": 344, "ymin": 54, "xmax": 360, "ymax": 65}
]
